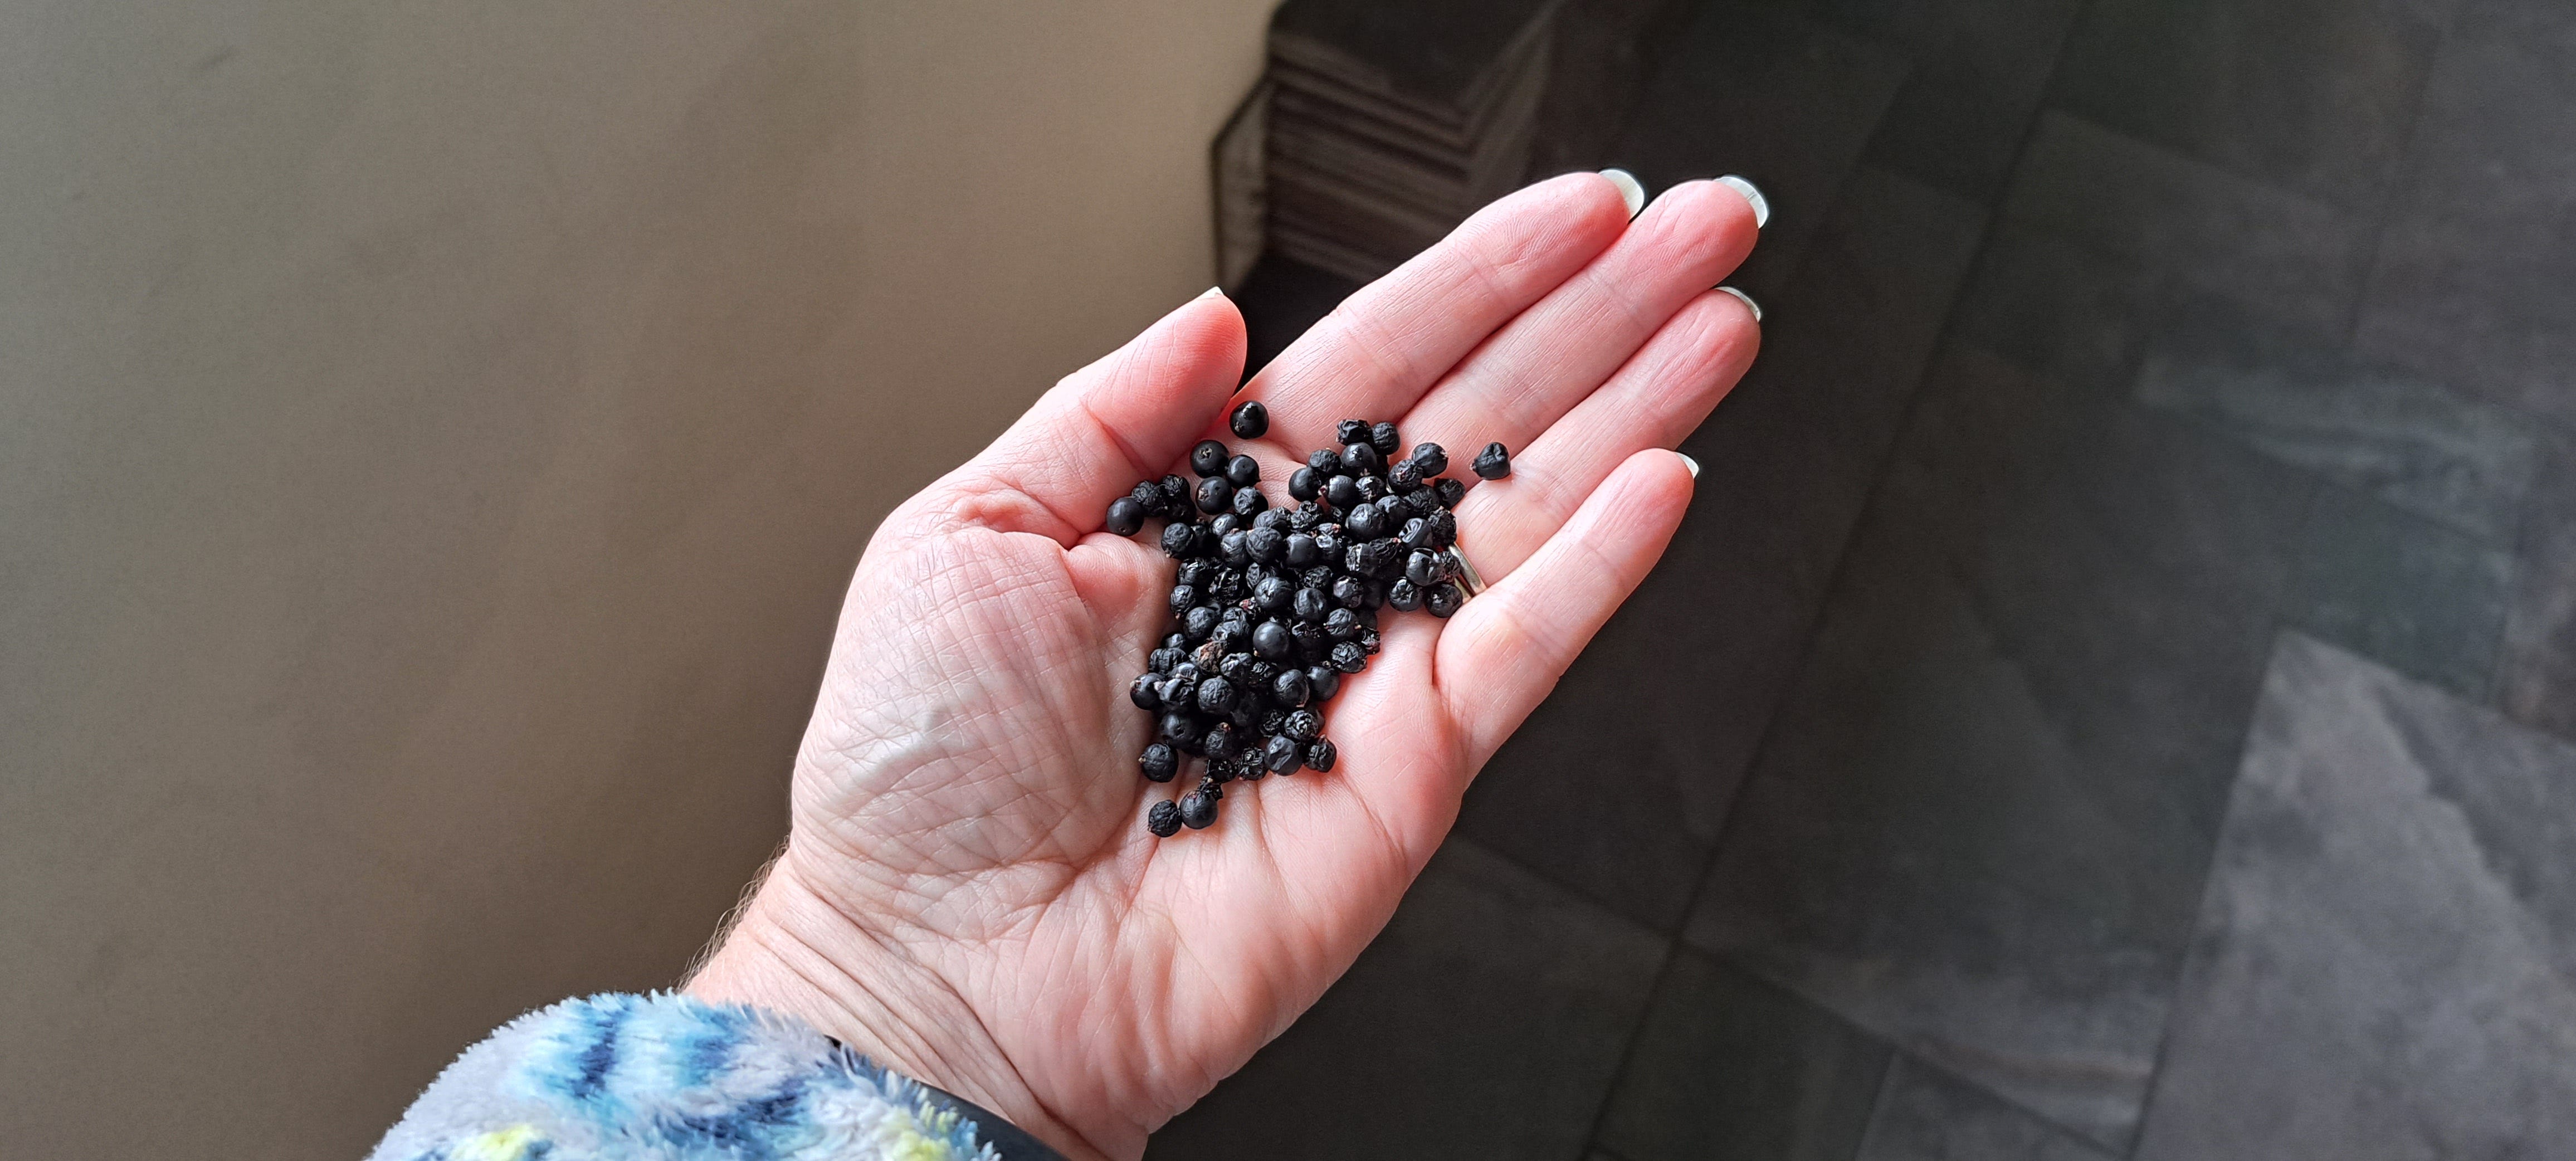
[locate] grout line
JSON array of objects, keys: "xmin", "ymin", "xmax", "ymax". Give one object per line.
[{"xmin": 1573, "ymin": 936, "xmax": 1680, "ymax": 1159}]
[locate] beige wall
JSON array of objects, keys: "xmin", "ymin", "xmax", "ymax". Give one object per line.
[{"xmin": 0, "ymin": 2, "xmax": 1274, "ymax": 1154}]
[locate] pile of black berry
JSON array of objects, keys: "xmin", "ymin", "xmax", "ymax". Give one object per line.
[{"xmin": 1101, "ymin": 401, "xmax": 1514, "ymax": 837}]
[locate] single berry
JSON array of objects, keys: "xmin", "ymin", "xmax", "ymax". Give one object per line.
[
  {"xmin": 1130, "ymin": 672, "xmax": 1163, "ymax": 710},
  {"xmin": 1341, "ymin": 442, "xmax": 1380, "ymax": 475},
  {"xmin": 1330, "ymin": 641, "xmax": 1368, "ymax": 673},
  {"xmin": 1196, "ymin": 476, "xmax": 1233, "ymax": 514},
  {"xmin": 1254, "ymin": 506, "xmax": 1292, "ymax": 533},
  {"xmin": 1473, "ymin": 442, "xmax": 1512, "ymax": 479},
  {"xmin": 1271, "ymin": 667, "xmax": 1311, "ymax": 706},
  {"xmin": 1226, "ymin": 454, "xmax": 1260, "ymax": 487},
  {"xmin": 1408, "ymin": 442, "xmax": 1448, "ymax": 477},
  {"xmin": 1424, "ymin": 580, "xmax": 1465, "ymax": 618},
  {"xmin": 1401, "ymin": 518, "xmax": 1435, "ymax": 550},
  {"xmin": 1192, "ymin": 440, "xmax": 1230, "ymax": 477},
  {"xmin": 1312, "ymin": 528, "xmax": 1345, "ymax": 562},
  {"xmin": 1219, "ymin": 529, "xmax": 1250, "ymax": 567},
  {"xmin": 1336, "ymin": 418, "xmax": 1370, "ymax": 446},
  {"xmin": 1263, "ymin": 733, "xmax": 1304, "ymax": 775},
  {"xmin": 1306, "ymin": 665, "xmax": 1341, "ymax": 701},
  {"xmin": 1130, "ymin": 483, "xmax": 1167, "ymax": 518},
  {"xmin": 1230, "ymin": 487, "xmax": 1266, "ymax": 518},
  {"xmin": 1292, "ymin": 587, "xmax": 1331, "ymax": 623},
  {"xmin": 1160, "ymin": 711, "xmax": 1204, "ymax": 748},
  {"xmin": 1168, "ymin": 584, "xmax": 1198, "ymax": 616},
  {"xmin": 1291, "ymin": 620, "xmax": 1329, "ymax": 662},
  {"xmin": 1148, "ymin": 647, "xmax": 1182, "ymax": 675},
  {"xmin": 1405, "ymin": 549, "xmax": 1442, "ymax": 588},
  {"xmin": 1427, "ymin": 509, "xmax": 1457, "ymax": 549},
  {"xmin": 1197, "ymin": 676, "xmax": 1237, "ymax": 715},
  {"xmin": 1388, "ymin": 458, "xmax": 1423, "ymax": 490},
  {"xmin": 1369, "ymin": 421, "xmax": 1401, "ymax": 456},
  {"xmin": 1160, "ymin": 521, "xmax": 1197, "ymax": 559},
  {"xmin": 1144, "ymin": 741, "xmax": 1179, "ymax": 787},
  {"xmin": 1309, "ymin": 447, "xmax": 1341, "ymax": 474},
  {"xmin": 1325, "ymin": 474, "xmax": 1362, "ymax": 509},
  {"xmin": 1146, "ymin": 799, "xmax": 1182, "ymax": 836},
  {"xmin": 1435, "ymin": 477, "xmax": 1468, "ymax": 508},
  {"xmin": 1246, "ymin": 526, "xmax": 1284, "ymax": 563},
  {"xmin": 1284, "ymin": 533, "xmax": 1320, "ymax": 567},
  {"xmin": 1178, "ymin": 791, "xmax": 1217, "ymax": 830},
  {"xmin": 1162, "ymin": 474, "xmax": 1193, "ymax": 509},
  {"xmin": 1345, "ymin": 503, "xmax": 1385, "ymax": 539},
  {"xmin": 1354, "ymin": 475, "xmax": 1387, "ymax": 503},
  {"xmin": 1284, "ymin": 709, "xmax": 1321, "ymax": 743},
  {"xmin": 1388, "ymin": 579, "xmax": 1423, "ymax": 611},
  {"xmin": 1203, "ymin": 720, "xmax": 1240, "ymax": 760},
  {"xmin": 1253, "ymin": 620, "xmax": 1294, "ymax": 660},
  {"xmin": 1219, "ymin": 652, "xmax": 1260, "ymax": 684},
  {"xmin": 1289, "ymin": 467, "xmax": 1322, "ymax": 501},
  {"xmin": 1305, "ymin": 738, "xmax": 1338, "ymax": 772},
  {"xmin": 1324, "ymin": 607, "xmax": 1362, "ymax": 640},
  {"xmin": 1255, "ymin": 575, "xmax": 1294, "ymax": 613},
  {"xmin": 1230, "ymin": 400, "xmax": 1270, "ymax": 439}
]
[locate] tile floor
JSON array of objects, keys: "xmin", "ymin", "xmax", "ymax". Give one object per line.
[{"xmin": 1159, "ymin": 0, "xmax": 2576, "ymax": 1155}]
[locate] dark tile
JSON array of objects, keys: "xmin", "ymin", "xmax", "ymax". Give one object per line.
[
  {"xmin": 2136, "ymin": 303, "xmax": 2541, "ymax": 545},
  {"xmin": 2001, "ymin": 113, "xmax": 2375, "ymax": 333},
  {"xmin": 2500, "ymin": 434, "xmax": 2576, "ymax": 742},
  {"xmin": 1862, "ymin": 76, "xmax": 2039, "ymax": 204},
  {"xmin": 1597, "ymin": 949, "xmax": 1891, "ymax": 1161},
  {"xmin": 2133, "ymin": 635, "xmax": 2576, "ymax": 1159},
  {"xmin": 1611, "ymin": 1, "xmax": 1913, "ymax": 295},
  {"xmin": 1687, "ymin": 344, "xmax": 2314, "ymax": 1150},
  {"xmin": 1148, "ymin": 838, "xmax": 1665, "ymax": 1161},
  {"xmin": 2047, "ymin": 0, "xmax": 2440, "ymax": 211},
  {"xmin": 2286, "ymin": 484, "xmax": 2514, "ymax": 699},
  {"xmin": 2351, "ymin": 8, "xmax": 2576, "ymax": 428},
  {"xmin": 1528, "ymin": 0, "xmax": 1700, "ymax": 177},
  {"xmin": 1856, "ymin": 1056, "xmax": 2118, "ymax": 1161},
  {"xmin": 1821, "ymin": 0, "xmax": 2086, "ymax": 202},
  {"xmin": 1460, "ymin": 168, "xmax": 1984, "ymax": 930},
  {"xmin": 1231, "ymin": 252, "xmax": 1360, "ymax": 380},
  {"xmin": 1946, "ymin": 225, "xmax": 2163, "ymax": 401}
]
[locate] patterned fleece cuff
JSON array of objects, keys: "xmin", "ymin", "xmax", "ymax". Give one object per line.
[{"xmin": 368, "ymin": 991, "xmax": 1065, "ymax": 1161}]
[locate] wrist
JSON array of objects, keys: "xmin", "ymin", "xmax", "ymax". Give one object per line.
[{"xmin": 684, "ymin": 856, "xmax": 1115, "ymax": 1161}]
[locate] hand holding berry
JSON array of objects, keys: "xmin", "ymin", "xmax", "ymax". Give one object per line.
[{"xmin": 685, "ymin": 171, "xmax": 1762, "ymax": 1160}]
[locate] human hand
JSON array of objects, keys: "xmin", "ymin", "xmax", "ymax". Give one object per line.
[{"xmin": 686, "ymin": 172, "xmax": 1762, "ymax": 1160}]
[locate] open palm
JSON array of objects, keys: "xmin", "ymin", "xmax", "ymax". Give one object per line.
[{"xmin": 688, "ymin": 172, "xmax": 1761, "ymax": 1160}]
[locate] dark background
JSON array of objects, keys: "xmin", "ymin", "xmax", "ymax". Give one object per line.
[{"xmin": 1158, "ymin": 0, "xmax": 2576, "ymax": 1155}]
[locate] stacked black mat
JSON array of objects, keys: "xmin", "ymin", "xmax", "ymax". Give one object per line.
[{"xmin": 1256, "ymin": 0, "xmax": 1563, "ymax": 282}]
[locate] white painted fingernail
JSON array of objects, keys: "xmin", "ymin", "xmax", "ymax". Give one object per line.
[
  {"xmin": 1600, "ymin": 168, "xmax": 1646, "ymax": 218},
  {"xmin": 1716, "ymin": 285, "xmax": 1762, "ymax": 323},
  {"xmin": 1198, "ymin": 285, "xmax": 1226, "ymax": 300},
  {"xmin": 1716, "ymin": 175, "xmax": 1770, "ymax": 228},
  {"xmin": 1679, "ymin": 452, "xmax": 1700, "ymax": 479}
]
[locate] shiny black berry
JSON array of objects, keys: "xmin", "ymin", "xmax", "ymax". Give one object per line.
[
  {"xmin": 1192, "ymin": 440, "xmax": 1230, "ymax": 477},
  {"xmin": 1401, "ymin": 517, "xmax": 1435, "ymax": 550},
  {"xmin": 1252, "ymin": 619, "xmax": 1294, "ymax": 660},
  {"xmin": 1292, "ymin": 586, "xmax": 1331, "ymax": 623},
  {"xmin": 1160, "ymin": 521, "xmax": 1197, "ymax": 558},
  {"xmin": 1387, "ymin": 579, "xmax": 1422, "ymax": 611},
  {"xmin": 1196, "ymin": 476, "xmax": 1233, "ymax": 514},
  {"xmin": 1473, "ymin": 442, "xmax": 1512, "ymax": 479},
  {"xmin": 1160, "ymin": 711, "xmax": 1204, "ymax": 748},
  {"xmin": 1218, "ymin": 529, "xmax": 1250, "ymax": 566},
  {"xmin": 1387, "ymin": 458, "xmax": 1423, "ymax": 491},
  {"xmin": 1226, "ymin": 454, "xmax": 1260, "ymax": 487},
  {"xmin": 1337, "ymin": 418, "xmax": 1370, "ymax": 446},
  {"xmin": 1230, "ymin": 487, "xmax": 1266, "ymax": 518},
  {"xmin": 1284, "ymin": 533, "xmax": 1320, "ymax": 567},
  {"xmin": 1140, "ymin": 743, "xmax": 1179, "ymax": 782},
  {"xmin": 1262, "ymin": 733, "xmax": 1304, "ymax": 775},
  {"xmin": 1255, "ymin": 575, "xmax": 1295, "ymax": 613},
  {"xmin": 1130, "ymin": 672, "xmax": 1163, "ymax": 710},
  {"xmin": 1324, "ymin": 607, "xmax": 1362, "ymax": 640},
  {"xmin": 1309, "ymin": 447, "xmax": 1341, "ymax": 473},
  {"xmin": 1354, "ymin": 475, "xmax": 1387, "ymax": 503},
  {"xmin": 1203, "ymin": 720, "xmax": 1240, "ymax": 760},
  {"xmin": 1369, "ymin": 421, "xmax": 1401, "ymax": 456},
  {"xmin": 1284, "ymin": 709, "xmax": 1321, "ymax": 743},
  {"xmin": 1104, "ymin": 496, "xmax": 1144, "ymax": 536},
  {"xmin": 1404, "ymin": 549, "xmax": 1442, "ymax": 587},
  {"xmin": 1230, "ymin": 400, "xmax": 1270, "ymax": 439},
  {"xmin": 1408, "ymin": 442, "xmax": 1448, "ymax": 477},
  {"xmin": 1271, "ymin": 666, "xmax": 1311, "ymax": 706},
  {"xmin": 1424, "ymin": 580, "xmax": 1465, "ymax": 618},
  {"xmin": 1325, "ymin": 474, "xmax": 1362, "ymax": 509},
  {"xmin": 1146, "ymin": 799, "xmax": 1182, "ymax": 836},
  {"xmin": 1178, "ymin": 790, "xmax": 1217, "ymax": 829},
  {"xmin": 1330, "ymin": 641, "xmax": 1368, "ymax": 673},
  {"xmin": 1246, "ymin": 526, "xmax": 1284, "ymax": 563},
  {"xmin": 1196, "ymin": 676, "xmax": 1237, "ymax": 715},
  {"xmin": 1344, "ymin": 502, "xmax": 1385, "ymax": 540},
  {"xmin": 1289, "ymin": 467, "xmax": 1322, "ymax": 501},
  {"xmin": 1306, "ymin": 665, "xmax": 1341, "ymax": 701},
  {"xmin": 1168, "ymin": 584, "xmax": 1198, "ymax": 616},
  {"xmin": 1305, "ymin": 738, "xmax": 1338, "ymax": 772},
  {"xmin": 1341, "ymin": 442, "xmax": 1380, "ymax": 475}
]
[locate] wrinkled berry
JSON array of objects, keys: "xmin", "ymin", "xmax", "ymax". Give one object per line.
[
  {"xmin": 1129, "ymin": 483, "xmax": 1167, "ymax": 517},
  {"xmin": 1230, "ymin": 400, "xmax": 1269, "ymax": 439},
  {"xmin": 1309, "ymin": 447, "xmax": 1341, "ymax": 473},
  {"xmin": 1131, "ymin": 672, "xmax": 1163, "ymax": 709},
  {"xmin": 1203, "ymin": 720, "xmax": 1240, "ymax": 760},
  {"xmin": 1255, "ymin": 575, "xmax": 1294, "ymax": 613},
  {"xmin": 1344, "ymin": 502, "xmax": 1385, "ymax": 540},
  {"xmin": 1370, "ymin": 421, "xmax": 1402, "ymax": 455},
  {"xmin": 1404, "ymin": 549, "xmax": 1442, "ymax": 588},
  {"xmin": 1312, "ymin": 528, "xmax": 1345, "ymax": 562},
  {"xmin": 1246, "ymin": 526, "xmax": 1284, "ymax": 563},
  {"xmin": 1424, "ymin": 580, "xmax": 1465, "ymax": 618},
  {"xmin": 1408, "ymin": 442, "xmax": 1448, "ymax": 477},
  {"xmin": 1254, "ymin": 506, "xmax": 1292, "ymax": 533},
  {"xmin": 1337, "ymin": 418, "xmax": 1371, "ymax": 446},
  {"xmin": 1219, "ymin": 652, "xmax": 1260, "ymax": 684},
  {"xmin": 1178, "ymin": 790, "xmax": 1217, "ymax": 829},
  {"xmin": 1301, "ymin": 564, "xmax": 1337, "ymax": 591},
  {"xmin": 1271, "ymin": 667, "xmax": 1310, "ymax": 706},
  {"xmin": 1284, "ymin": 533, "xmax": 1320, "ymax": 567},
  {"xmin": 1346, "ymin": 539, "xmax": 1403, "ymax": 578},
  {"xmin": 1305, "ymin": 738, "xmax": 1338, "ymax": 772},
  {"xmin": 1226, "ymin": 454, "xmax": 1260, "ymax": 487},
  {"xmin": 1231, "ymin": 487, "xmax": 1266, "ymax": 519},
  {"xmin": 1341, "ymin": 442, "xmax": 1380, "ymax": 475},
  {"xmin": 1197, "ymin": 676, "xmax": 1237, "ymax": 714},
  {"xmin": 1161, "ymin": 474, "xmax": 1192, "ymax": 508},
  {"xmin": 1218, "ymin": 529, "xmax": 1250, "ymax": 566},
  {"xmin": 1324, "ymin": 607, "xmax": 1362, "ymax": 640},
  {"xmin": 1354, "ymin": 475, "xmax": 1386, "ymax": 503},
  {"xmin": 1388, "ymin": 579, "xmax": 1423, "ymax": 612},
  {"xmin": 1196, "ymin": 476, "xmax": 1233, "ymax": 514},
  {"xmin": 1262, "ymin": 733, "xmax": 1304, "ymax": 774},
  {"xmin": 1160, "ymin": 712, "xmax": 1204, "ymax": 748},
  {"xmin": 1330, "ymin": 641, "xmax": 1368, "ymax": 673},
  {"xmin": 1292, "ymin": 586, "xmax": 1331, "ymax": 623},
  {"xmin": 1146, "ymin": 799, "xmax": 1182, "ymax": 836},
  {"xmin": 1387, "ymin": 458, "xmax": 1423, "ymax": 490},
  {"xmin": 1253, "ymin": 620, "xmax": 1294, "ymax": 660},
  {"xmin": 1209, "ymin": 513, "xmax": 1242, "ymax": 539},
  {"xmin": 1427, "ymin": 509, "xmax": 1457, "ymax": 549},
  {"xmin": 1160, "ymin": 522, "xmax": 1197, "ymax": 558},
  {"xmin": 1168, "ymin": 584, "xmax": 1197, "ymax": 616},
  {"xmin": 1401, "ymin": 517, "xmax": 1436, "ymax": 550},
  {"xmin": 1192, "ymin": 440, "xmax": 1230, "ymax": 477},
  {"xmin": 1291, "ymin": 620, "xmax": 1329, "ymax": 661},
  {"xmin": 1330, "ymin": 574, "xmax": 1369, "ymax": 608},
  {"xmin": 1435, "ymin": 477, "xmax": 1469, "ymax": 508},
  {"xmin": 1289, "ymin": 467, "xmax": 1322, "ymax": 501},
  {"xmin": 1148, "ymin": 647, "xmax": 1182, "ymax": 674},
  {"xmin": 1473, "ymin": 442, "xmax": 1512, "ymax": 479},
  {"xmin": 1284, "ymin": 709, "xmax": 1321, "ymax": 743}
]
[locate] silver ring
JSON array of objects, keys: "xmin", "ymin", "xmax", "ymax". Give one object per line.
[{"xmin": 1443, "ymin": 546, "xmax": 1487, "ymax": 597}]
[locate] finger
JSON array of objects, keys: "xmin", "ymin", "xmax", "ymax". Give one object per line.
[
  {"xmin": 1239, "ymin": 172, "xmax": 1635, "ymax": 453},
  {"xmin": 1451, "ymin": 287, "xmax": 1758, "ymax": 579},
  {"xmin": 1437, "ymin": 449, "xmax": 1696, "ymax": 768},
  {"xmin": 908, "ymin": 291, "xmax": 1247, "ymax": 544},
  {"xmin": 1393, "ymin": 179, "xmax": 1759, "ymax": 479}
]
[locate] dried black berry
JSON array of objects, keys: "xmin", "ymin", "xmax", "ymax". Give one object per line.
[
  {"xmin": 1230, "ymin": 400, "xmax": 1269, "ymax": 439},
  {"xmin": 1160, "ymin": 711, "xmax": 1204, "ymax": 748},
  {"xmin": 1252, "ymin": 620, "xmax": 1294, "ymax": 660},
  {"xmin": 1292, "ymin": 586, "xmax": 1331, "ymax": 623},
  {"xmin": 1196, "ymin": 476, "xmax": 1233, "ymax": 514},
  {"xmin": 1130, "ymin": 672, "xmax": 1163, "ymax": 710},
  {"xmin": 1309, "ymin": 447, "xmax": 1341, "ymax": 474},
  {"xmin": 1197, "ymin": 676, "xmax": 1237, "ymax": 715},
  {"xmin": 1271, "ymin": 667, "xmax": 1310, "ymax": 706},
  {"xmin": 1284, "ymin": 533, "xmax": 1320, "ymax": 567},
  {"xmin": 1233, "ymin": 488, "xmax": 1268, "ymax": 519},
  {"xmin": 1301, "ymin": 564, "xmax": 1337, "ymax": 591},
  {"xmin": 1330, "ymin": 575, "xmax": 1369, "ymax": 608},
  {"xmin": 1146, "ymin": 799, "xmax": 1182, "ymax": 836},
  {"xmin": 1102, "ymin": 496, "xmax": 1144, "ymax": 538},
  {"xmin": 1219, "ymin": 652, "xmax": 1260, "ymax": 685},
  {"xmin": 1245, "ymin": 526, "xmax": 1284, "ymax": 563},
  {"xmin": 1424, "ymin": 580, "xmax": 1464, "ymax": 618},
  {"xmin": 1253, "ymin": 506, "xmax": 1292, "ymax": 533},
  {"xmin": 1178, "ymin": 790, "xmax": 1217, "ymax": 829},
  {"xmin": 1325, "ymin": 474, "xmax": 1361, "ymax": 509},
  {"xmin": 1162, "ymin": 474, "xmax": 1193, "ymax": 510},
  {"xmin": 1387, "ymin": 458, "xmax": 1423, "ymax": 491},
  {"xmin": 1148, "ymin": 647, "xmax": 1182, "ymax": 674},
  {"xmin": 1289, "ymin": 467, "xmax": 1322, "ymax": 501},
  {"xmin": 1343, "ymin": 502, "xmax": 1384, "ymax": 540},
  {"xmin": 1388, "ymin": 579, "xmax": 1423, "ymax": 612},
  {"xmin": 1160, "ymin": 521, "xmax": 1197, "ymax": 558},
  {"xmin": 1306, "ymin": 665, "xmax": 1341, "ymax": 701},
  {"xmin": 1353, "ymin": 475, "xmax": 1386, "ymax": 504},
  {"xmin": 1341, "ymin": 442, "xmax": 1380, "ymax": 475},
  {"xmin": 1203, "ymin": 720, "xmax": 1240, "ymax": 760},
  {"xmin": 1401, "ymin": 518, "xmax": 1435, "ymax": 550},
  {"xmin": 1408, "ymin": 442, "xmax": 1448, "ymax": 477},
  {"xmin": 1192, "ymin": 440, "xmax": 1230, "ymax": 477},
  {"xmin": 1255, "ymin": 575, "xmax": 1294, "ymax": 613},
  {"xmin": 1336, "ymin": 418, "xmax": 1370, "ymax": 446},
  {"xmin": 1330, "ymin": 641, "xmax": 1368, "ymax": 673},
  {"xmin": 1435, "ymin": 477, "xmax": 1468, "ymax": 508},
  {"xmin": 1262, "ymin": 733, "xmax": 1304, "ymax": 775},
  {"xmin": 1346, "ymin": 539, "xmax": 1403, "ymax": 578},
  {"xmin": 1305, "ymin": 738, "xmax": 1338, "ymax": 772},
  {"xmin": 1427, "ymin": 509, "xmax": 1457, "ymax": 549},
  {"xmin": 1291, "ymin": 620, "xmax": 1329, "ymax": 662},
  {"xmin": 1473, "ymin": 442, "xmax": 1512, "ymax": 479},
  {"xmin": 1226, "ymin": 454, "xmax": 1260, "ymax": 487},
  {"xmin": 1130, "ymin": 482, "xmax": 1167, "ymax": 517},
  {"xmin": 1369, "ymin": 421, "xmax": 1401, "ymax": 456},
  {"xmin": 1404, "ymin": 549, "xmax": 1442, "ymax": 588},
  {"xmin": 1218, "ymin": 529, "xmax": 1250, "ymax": 567},
  {"xmin": 1324, "ymin": 607, "xmax": 1362, "ymax": 640},
  {"xmin": 1283, "ymin": 709, "xmax": 1321, "ymax": 743},
  {"xmin": 1312, "ymin": 528, "xmax": 1345, "ymax": 562}
]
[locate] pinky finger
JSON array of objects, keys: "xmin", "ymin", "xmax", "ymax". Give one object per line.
[{"xmin": 1434, "ymin": 448, "xmax": 1696, "ymax": 769}]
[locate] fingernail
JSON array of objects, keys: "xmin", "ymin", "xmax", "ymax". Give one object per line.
[
  {"xmin": 1716, "ymin": 285, "xmax": 1762, "ymax": 323},
  {"xmin": 1198, "ymin": 286, "xmax": 1226, "ymax": 300},
  {"xmin": 1679, "ymin": 452, "xmax": 1701, "ymax": 479},
  {"xmin": 1600, "ymin": 168, "xmax": 1646, "ymax": 218},
  {"xmin": 1716, "ymin": 175, "xmax": 1770, "ymax": 229}
]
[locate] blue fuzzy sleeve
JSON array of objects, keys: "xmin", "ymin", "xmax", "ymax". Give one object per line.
[{"xmin": 369, "ymin": 992, "xmax": 1058, "ymax": 1161}]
